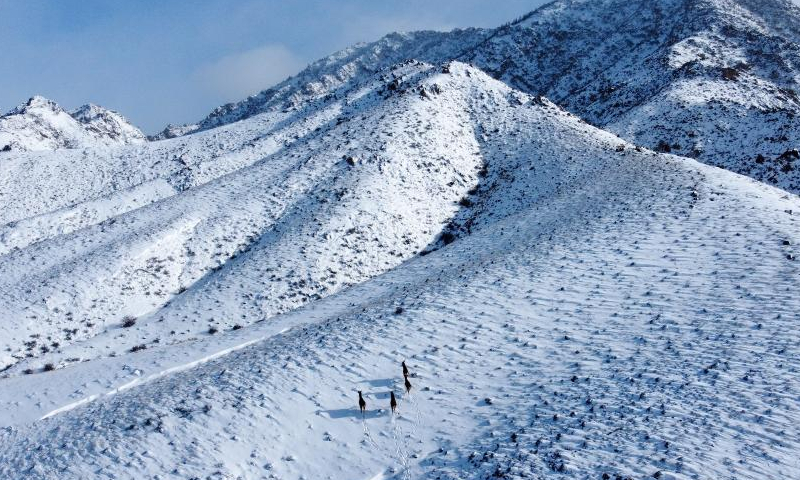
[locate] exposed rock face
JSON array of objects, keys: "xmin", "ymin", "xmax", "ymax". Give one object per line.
[{"xmin": 464, "ymin": 0, "xmax": 800, "ymax": 192}]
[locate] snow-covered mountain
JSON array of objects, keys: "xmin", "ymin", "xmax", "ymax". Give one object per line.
[
  {"xmin": 0, "ymin": 1, "xmax": 799, "ymax": 479},
  {"xmin": 0, "ymin": 61, "xmax": 499, "ymax": 371},
  {"xmin": 69, "ymin": 103, "xmax": 147, "ymax": 145},
  {"xmin": 0, "ymin": 96, "xmax": 146, "ymax": 152},
  {"xmin": 160, "ymin": 0, "xmax": 800, "ymax": 193}
]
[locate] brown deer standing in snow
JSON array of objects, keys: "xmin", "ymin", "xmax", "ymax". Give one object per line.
[
  {"xmin": 390, "ymin": 391, "xmax": 398, "ymax": 414},
  {"xmin": 358, "ymin": 390, "xmax": 366, "ymax": 416}
]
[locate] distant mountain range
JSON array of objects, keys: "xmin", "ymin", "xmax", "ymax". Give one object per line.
[{"xmin": 0, "ymin": 96, "xmax": 145, "ymax": 151}]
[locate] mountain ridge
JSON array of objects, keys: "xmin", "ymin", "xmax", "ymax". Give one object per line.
[
  {"xmin": 153, "ymin": 0, "xmax": 800, "ymax": 192},
  {"xmin": 5, "ymin": 0, "xmax": 798, "ymax": 193}
]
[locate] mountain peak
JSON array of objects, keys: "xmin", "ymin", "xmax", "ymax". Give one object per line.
[
  {"xmin": 70, "ymin": 103, "xmax": 106, "ymax": 118},
  {"xmin": 0, "ymin": 98, "xmax": 146, "ymax": 152},
  {"xmin": 8, "ymin": 95, "xmax": 63, "ymax": 116}
]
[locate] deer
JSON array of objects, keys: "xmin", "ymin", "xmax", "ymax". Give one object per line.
[
  {"xmin": 358, "ymin": 390, "xmax": 366, "ymax": 416},
  {"xmin": 390, "ymin": 391, "xmax": 398, "ymax": 414}
]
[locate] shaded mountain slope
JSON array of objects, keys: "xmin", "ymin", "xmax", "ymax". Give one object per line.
[
  {"xmin": 467, "ymin": 0, "xmax": 800, "ymax": 191},
  {"xmin": 151, "ymin": 29, "xmax": 489, "ymax": 138}
]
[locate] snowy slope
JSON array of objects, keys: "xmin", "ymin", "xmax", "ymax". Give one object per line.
[
  {"xmin": 0, "ymin": 62, "xmax": 798, "ymax": 480},
  {"xmin": 2, "ymin": 61, "xmax": 622, "ymax": 373},
  {"xmin": 1, "ymin": 2, "xmax": 799, "ymax": 478},
  {"xmin": 0, "ymin": 62, "xmax": 496, "ymax": 371},
  {"xmin": 0, "ymin": 96, "xmax": 146, "ymax": 152},
  {"xmin": 0, "ymin": 81, "xmax": 366, "ymax": 254}
]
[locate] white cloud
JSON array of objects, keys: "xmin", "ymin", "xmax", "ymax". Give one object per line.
[{"xmin": 193, "ymin": 44, "xmax": 305, "ymax": 102}]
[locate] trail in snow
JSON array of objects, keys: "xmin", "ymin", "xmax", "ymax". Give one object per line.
[
  {"xmin": 39, "ymin": 336, "xmax": 265, "ymax": 421},
  {"xmin": 390, "ymin": 412, "xmax": 411, "ymax": 480}
]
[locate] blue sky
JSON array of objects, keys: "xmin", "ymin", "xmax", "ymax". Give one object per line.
[{"xmin": 0, "ymin": 0, "xmax": 541, "ymax": 133}]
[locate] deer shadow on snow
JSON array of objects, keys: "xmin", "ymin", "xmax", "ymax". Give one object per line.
[
  {"xmin": 318, "ymin": 407, "xmax": 386, "ymax": 420},
  {"xmin": 318, "ymin": 384, "xmax": 397, "ymax": 420},
  {"xmin": 364, "ymin": 378, "xmax": 394, "ymax": 388}
]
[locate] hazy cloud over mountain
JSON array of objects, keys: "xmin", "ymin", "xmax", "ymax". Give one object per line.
[{"xmin": 192, "ymin": 44, "xmax": 306, "ymax": 103}]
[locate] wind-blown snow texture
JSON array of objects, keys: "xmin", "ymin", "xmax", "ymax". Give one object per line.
[{"xmin": 1, "ymin": 1, "xmax": 799, "ymax": 480}]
